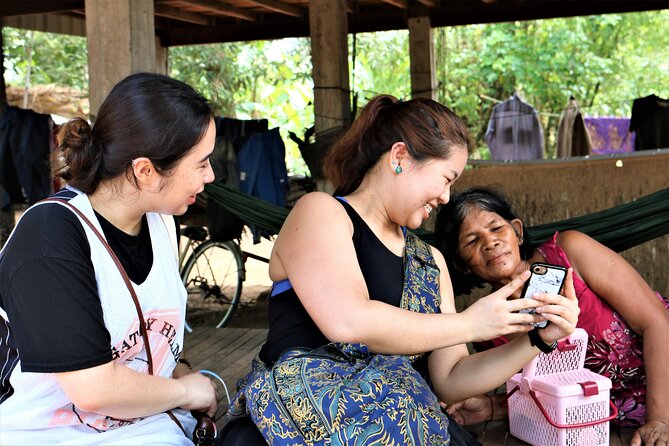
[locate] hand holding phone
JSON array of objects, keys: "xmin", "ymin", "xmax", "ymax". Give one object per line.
[{"xmin": 519, "ymin": 263, "xmax": 567, "ymax": 328}]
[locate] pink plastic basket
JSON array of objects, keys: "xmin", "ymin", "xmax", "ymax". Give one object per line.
[{"xmin": 506, "ymin": 329, "xmax": 618, "ymax": 446}]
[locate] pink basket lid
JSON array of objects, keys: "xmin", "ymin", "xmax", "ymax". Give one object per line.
[
  {"xmin": 522, "ymin": 328, "xmax": 588, "ymax": 378},
  {"xmin": 530, "ymin": 368, "xmax": 612, "ymax": 398}
]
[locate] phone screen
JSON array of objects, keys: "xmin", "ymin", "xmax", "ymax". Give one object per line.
[{"xmin": 519, "ymin": 263, "xmax": 567, "ymax": 328}]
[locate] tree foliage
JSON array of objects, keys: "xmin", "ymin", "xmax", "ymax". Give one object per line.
[
  {"xmin": 2, "ymin": 28, "xmax": 88, "ymax": 91},
  {"xmin": 169, "ymin": 39, "xmax": 314, "ymax": 174},
  {"xmin": 434, "ymin": 11, "xmax": 669, "ymax": 157}
]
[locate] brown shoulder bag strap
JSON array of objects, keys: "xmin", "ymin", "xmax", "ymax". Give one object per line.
[
  {"xmin": 43, "ymin": 198, "xmax": 186, "ymax": 433},
  {"xmin": 45, "ymin": 198, "xmax": 155, "ymax": 374}
]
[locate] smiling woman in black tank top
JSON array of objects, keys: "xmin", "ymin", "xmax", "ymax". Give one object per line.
[{"xmin": 230, "ymin": 94, "xmax": 580, "ymax": 446}]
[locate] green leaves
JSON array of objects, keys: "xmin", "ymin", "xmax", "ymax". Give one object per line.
[
  {"xmin": 434, "ymin": 10, "xmax": 669, "ymax": 158},
  {"xmin": 2, "ymin": 28, "xmax": 88, "ymax": 91}
]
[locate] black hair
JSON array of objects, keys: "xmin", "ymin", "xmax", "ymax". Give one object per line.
[
  {"xmin": 323, "ymin": 95, "xmax": 469, "ymax": 196},
  {"xmin": 435, "ymin": 186, "xmax": 533, "ymax": 295},
  {"xmin": 53, "ymin": 72, "xmax": 213, "ymax": 194}
]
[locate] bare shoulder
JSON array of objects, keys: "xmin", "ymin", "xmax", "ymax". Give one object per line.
[
  {"xmin": 555, "ymin": 230, "xmax": 616, "ymax": 278},
  {"xmin": 282, "ymin": 191, "xmax": 350, "ymax": 229},
  {"xmin": 291, "ymin": 191, "xmax": 342, "ymax": 212},
  {"xmin": 555, "ymin": 230, "xmax": 602, "ymax": 254},
  {"xmin": 429, "ymin": 244, "xmax": 447, "ymax": 270},
  {"xmin": 275, "ymin": 191, "xmax": 354, "ymax": 246}
]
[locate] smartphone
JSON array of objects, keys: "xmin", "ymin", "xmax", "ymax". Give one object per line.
[{"xmin": 519, "ymin": 262, "xmax": 567, "ymax": 328}]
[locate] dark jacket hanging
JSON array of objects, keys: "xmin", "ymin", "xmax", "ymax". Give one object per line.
[
  {"xmin": 0, "ymin": 105, "xmax": 53, "ymax": 210},
  {"xmin": 485, "ymin": 93, "xmax": 544, "ymax": 160},
  {"xmin": 629, "ymin": 94, "xmax": 669, "ymax": 151}
]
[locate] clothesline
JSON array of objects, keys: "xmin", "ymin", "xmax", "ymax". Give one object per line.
[
  {"xmin": 477, "ymin": 93, "xmax": 641, "ymax": 118},
  {"xmin": 267, "ymin": 92, "xmax": 659, "ymax": 140},
  {"xmin": 478, "ymin": 94, "xmax": 564, "ymax": 118}
]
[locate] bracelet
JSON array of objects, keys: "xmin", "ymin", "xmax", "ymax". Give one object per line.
[
  {"xmin": 178, "ymin": 358, "xmax": 193, "ymax": 369},
  {"xmin": 528, "ymin": 327, "xmax": 557, "ymax": 354},
  {"xmin": 486, "ymin": 394, "xmax": 495, "ymax": 422}
]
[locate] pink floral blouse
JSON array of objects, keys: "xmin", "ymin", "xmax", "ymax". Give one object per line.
[{"xmin": 476, "ymin": 232, "xmax": 669, "ymax": 426}]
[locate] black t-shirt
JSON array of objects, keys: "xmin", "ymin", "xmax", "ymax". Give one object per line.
[
  {"xmin": 630, "ymin": 94, "xmax": 669, "ymax": 151},
  {"xmin": 259, "ymin": 199, "xmax": 404, "ymax": 365},
  {"xmin": 0, "ymin": 189, "xmax": 175, "ymax": 373}
]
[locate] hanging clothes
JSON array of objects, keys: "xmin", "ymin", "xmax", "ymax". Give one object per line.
[
  {"xmin": 203, "ymin": 117, "xmax": 268, "ymax": 242},
  {"xmin": 237, "ymin": 127, "xmax": 289, "ymax": 243},
  {"xmin": 0, "ymin": 105, "xmax": 54, "ymax": 211},
  {"xmin": 583, "ymin": 117, "xmax": 635, "ymax": 155},
  {"xmin": 485, "ymin": 93, "xmax": 544, "ymax": 160},
  {"xmin": 556, "ymin": 98, "xmax": 592, "ymax": 157},
  {"xmin": 629, "ymin": 94, "xmax": 669, "ymax": 151}
]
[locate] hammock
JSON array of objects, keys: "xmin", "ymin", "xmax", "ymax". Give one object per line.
[{"xmin": 204, "ymin": 183, "xmax": 669, "ymax": 252}]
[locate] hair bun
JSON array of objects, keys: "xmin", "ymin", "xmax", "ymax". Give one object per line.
[
  {"xmin": 58, "ymin": 117, "xmax": 93, "ymax": 151},
  {"xmin": 53, "ymin": 117, "xmax": 101, "ymax": 185}
]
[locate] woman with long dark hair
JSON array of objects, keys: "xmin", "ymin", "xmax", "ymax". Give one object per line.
[
  {"xmin": 230, "ymin": 96, "xmax": 579, "ymax": 445},
  {"xmin": 0, "ymin": 73, "xmax": 217, "ymax": 444}
]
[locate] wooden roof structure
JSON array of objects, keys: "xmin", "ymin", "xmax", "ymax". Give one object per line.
[{"xmin": 3, "ymin": 0, "xmax": 668, "ymax": 46}]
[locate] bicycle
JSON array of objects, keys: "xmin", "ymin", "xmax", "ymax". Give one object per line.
[
  {"xmin": 179, "ymin": 175, "xmax": 315, "ymax": 331},
  {"xmin": 179, "ymin": 225, "xmax": 246, "ymax": 332}
]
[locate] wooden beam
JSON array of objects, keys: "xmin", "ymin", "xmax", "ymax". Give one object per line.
[
  {"xmin": 154, "ymin": 5, "xmax": 211, "ymax": 25},
  {"xmin": 381, "ymin": 0, "xmax": 409, "ymax": 8},
  {"xmin": 162, "ymin": 20, "xmax": 309, "ymax": 45},
  {"xmin": 416, "ymin": 0, "xmax": 439, "ymax": 7},
  {"xmin": 186, "ymin": 0, "xmax": 257, "ymax": 21},
  {"xmin": 243, "ymin": 0, "xmax": 303, "ymax": 18},
  {"xmin": 162, "ymin": 0, "xmax": 669, "ymax": 45},
  {"xmin": 1, "ymin": 0, "xmax": 84, "ymax": 17}
]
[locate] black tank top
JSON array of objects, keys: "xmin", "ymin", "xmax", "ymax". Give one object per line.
[{"xmin": 258, "ymin": 198, "xmax": 403, "ymax": 365}]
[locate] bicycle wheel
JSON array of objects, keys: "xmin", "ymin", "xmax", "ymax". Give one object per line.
[{"xmin": 181, "ymin": 240, "xmax": 244, "ymax": 329}]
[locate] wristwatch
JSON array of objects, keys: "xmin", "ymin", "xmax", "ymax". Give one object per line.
[
  {"xmin": 528, "ymin": 327, "xmax": 558, "ymax": 354},
  {"xmin": 178, "ymin": 358, "xmax": 193, "ymax": 369}
]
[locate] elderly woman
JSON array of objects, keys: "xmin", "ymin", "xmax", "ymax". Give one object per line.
[{"xmin": 436, "ymin": 186, "xmax": 669, "ymax": 446}]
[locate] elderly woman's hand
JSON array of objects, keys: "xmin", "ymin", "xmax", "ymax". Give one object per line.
[
  {"xmin": 531, "ymin": 268, "xmax": 579, "ymax": 344},
  {"xmin": 441, "ymin": 395, "xmax": 498, "ymax": 425},
  {"xmin": 632, "ymin": 419, "xmax": 669, "ymax": 446}
]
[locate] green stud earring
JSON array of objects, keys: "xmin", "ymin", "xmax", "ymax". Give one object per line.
[{"xmin": 394, "ymin": 165, "xmax": 403, "ymax": 174}]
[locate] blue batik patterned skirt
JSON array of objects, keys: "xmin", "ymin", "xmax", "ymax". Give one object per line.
[
  {"xmin": 229, "ymin": 342, "xmax": 449, "ymax": 445},
  {"xmin": 229, "ymin": 232, "xmax": 449, "ymax": 445}
]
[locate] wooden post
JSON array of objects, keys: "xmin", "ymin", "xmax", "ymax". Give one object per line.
[
  {"xmin": 0, "ymin": 25, "xmax": 12, "ymax": 248},
  {"xmin": 309, "ymin": 0, "xmax": 351, "ymax": 136},
  {"xmin": 155, "ymin": 36, "xmax": 168, "ymax": 75},
  {"xmin": 85, "ymin": 0, "xmax": 156, "ymax": 118},
  {"xmin": 0, "ymin": 26, "xmax": 6, "ymax": 106},
  {"xmin": 408, "ymin": 16, "xmax": 437, "ymax": 100}
]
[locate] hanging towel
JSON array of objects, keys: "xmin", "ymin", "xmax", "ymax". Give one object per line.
[{"xmin": 583, "ymin": 116, "xmax": 635, "ymax": 155}]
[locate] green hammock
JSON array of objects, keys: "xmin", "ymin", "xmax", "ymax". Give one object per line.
[{"xmin": 204, "ymin": 183, "xmax": 669, "ymax": 252}]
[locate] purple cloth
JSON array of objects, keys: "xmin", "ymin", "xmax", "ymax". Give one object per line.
[{"xmin": 583, "ymin": 116, "xmax": 635, "ymax": 155}]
